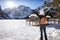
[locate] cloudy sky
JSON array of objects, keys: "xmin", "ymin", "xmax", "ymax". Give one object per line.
[{"xmin": 0, "ymin": 0, "xmax": 45, "ymax": 9}]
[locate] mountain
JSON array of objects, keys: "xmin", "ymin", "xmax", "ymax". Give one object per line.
[
  {"xmin": 4, "ymin": 5, "xmax": 32, "ymax": 19},
  {"xmin": 0, "ymin": 6, "xmax": 11, "ymax": 19}
]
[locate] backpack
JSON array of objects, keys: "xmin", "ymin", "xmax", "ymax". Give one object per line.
[{"xmin": 40, "ymin": 17, "xmax": 47, "ymax": 25}]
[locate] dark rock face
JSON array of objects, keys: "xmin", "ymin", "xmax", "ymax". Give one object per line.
[{"xmin": 0, "ymin": 6, "xmax": 10, "ymax": 19}]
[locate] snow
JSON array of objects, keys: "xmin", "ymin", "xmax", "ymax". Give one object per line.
[{"xmin": 0, "ymin": 20, "xmax": 60, "ymax": 40}]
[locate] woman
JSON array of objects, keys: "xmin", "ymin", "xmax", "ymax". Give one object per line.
[
  {"xmin": 34, "ymin": 9, "xmax": 48, "ymax": 40},
  {"xmin": 40, "ymin": 15, "xmax": 48, "ymax": 40}
]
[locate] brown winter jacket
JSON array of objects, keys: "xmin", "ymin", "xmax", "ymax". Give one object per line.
[{"xmin": 40, "ymin": 17, "xmax": 47, "ymax": 25}]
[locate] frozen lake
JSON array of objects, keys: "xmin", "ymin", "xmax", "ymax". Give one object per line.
[{"xmin": 0, "ymin": 20, "xmax": 60, "ymax": 40}]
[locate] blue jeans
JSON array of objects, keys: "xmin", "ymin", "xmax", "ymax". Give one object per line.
[{"xmin": 40, "ymin": 25, "xmax": 47, "ymax": 40}]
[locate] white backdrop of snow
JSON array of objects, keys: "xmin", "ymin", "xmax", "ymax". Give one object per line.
[{"xmin": 0, "ymin": 20, "xmax": 60, "ymax": 40}]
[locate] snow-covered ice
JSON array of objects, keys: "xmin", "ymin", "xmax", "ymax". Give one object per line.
[{"xmin": 0, "ymin": 20, "xmax": 60, "ymax": 40}]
